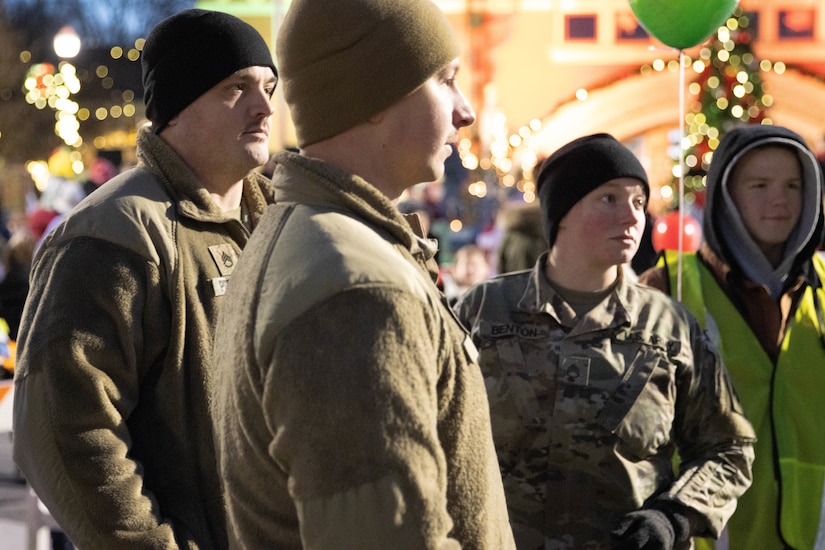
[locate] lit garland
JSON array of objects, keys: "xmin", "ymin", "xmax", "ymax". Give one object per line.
[
  {"xmin": 667, "ymin": 6, "xmax": 772, "ymax": 209},
  {"xmin": 458, "ymin": 6, "xmax": 786, "ymax": 216},
  {"xmin": 23, "ymin": 61, "xmax": 83, "ymax": 147},
  {"xmin": 457, "ymin": 105, "xmax": 543, "ymax": 205},
  {"xmin": 19, "ymin": 39, "xmax": 144, "ymax": 153}
]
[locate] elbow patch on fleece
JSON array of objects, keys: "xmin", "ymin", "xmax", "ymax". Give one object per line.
[{"xmin": 295, "ymin": 472, "xmax": 458, "ymax": 550}]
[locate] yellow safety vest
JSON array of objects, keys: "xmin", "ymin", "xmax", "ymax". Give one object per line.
[{"xmin": 663, "ymin": 251, "xmax": 825, "ymax": 550}]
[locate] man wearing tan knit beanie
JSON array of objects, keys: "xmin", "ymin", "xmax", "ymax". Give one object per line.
[{"xmin": 211, "ymin": 0, "xmax": 516, "ymax": 548}]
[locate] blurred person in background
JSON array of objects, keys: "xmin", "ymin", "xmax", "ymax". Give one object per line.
[
  {"xmin": 443, "ymin": 243, "xmax": 490, "ymax": 303},
  {"xmin": 496, "ymin": 200, "xmax": 547, "ymax": 275},
  {"xmin": 0, "ymin": 228, "xmax": 35, "ymax": 340},
  {"xmin": 81, "ymin": 155, "xmax": 120, "ymax": 196},
  {"xmin": 35, "ymin": 156, "xmax": 120, "ymax": 255}
]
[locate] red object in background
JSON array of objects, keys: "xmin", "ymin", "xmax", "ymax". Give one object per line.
[
  {"xmin": 652, "ymin": 210, "xmax": 702, "ymax": 252},
  {"xmin": 27, "ymin": 208, "xmax": 59, "ymax": 240}
]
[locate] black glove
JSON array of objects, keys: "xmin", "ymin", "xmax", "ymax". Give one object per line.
[{"xmin": 611, "ymin": 506, "xmax": 691, "ymax": 550}]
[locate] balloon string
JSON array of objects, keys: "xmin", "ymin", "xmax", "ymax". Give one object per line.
[{"xmin": 677, "ymin": 49, "xmax": 686, "ymax": 303}]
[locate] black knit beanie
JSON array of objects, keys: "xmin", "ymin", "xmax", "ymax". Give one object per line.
[
  {"xmin": 536, "ymin": 133, "xmax": 649, "ymax": 247},
  {"xmin": 142, "ymin": 9, "xmax": 277, "ymax": 132},
  {"xmin": 276, "ymin": 0, "xmax": 459, "ymax": 148}
]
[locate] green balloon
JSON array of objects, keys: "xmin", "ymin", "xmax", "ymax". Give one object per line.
[{"xmin": 629, "ymin": 0, "xmax": 738, "ymax": 49}]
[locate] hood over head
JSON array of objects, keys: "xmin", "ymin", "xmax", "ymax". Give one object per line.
[{"xmin": 704, "ymin": 124, "xmax": 824, "ymax": 296}]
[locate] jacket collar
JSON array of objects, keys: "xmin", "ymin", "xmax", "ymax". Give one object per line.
[
  {"xmin": 700, "ymin": 241, "xmax": 808, "ymax": 298},
  {"xmin": 272, "ymin": 151, "xmax": 437, "ymax": 266},
  {"xmin": 516, "ymin": 252, "xmax": 633, "ymax": 335},
  {"xmin": 136, "ymin": 126, "xmax": 275, "ymax": 227}
]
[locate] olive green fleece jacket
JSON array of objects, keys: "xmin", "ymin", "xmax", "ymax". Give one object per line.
[
  {"xmin": 211, "ymin": 151, "xmax": 515, "ymax": 549},
  {"xmin": 12, "ymin": 127, "xmax": 275, "ymax": 549}
]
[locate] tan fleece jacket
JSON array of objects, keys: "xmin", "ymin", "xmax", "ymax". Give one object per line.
[
  {"xmin": 212, "ymin": 151, "xmax": 515, "ymax": 549},
  {"xmin": 13, "ymin": 127, "xmax": 275, "ymax": 549}
]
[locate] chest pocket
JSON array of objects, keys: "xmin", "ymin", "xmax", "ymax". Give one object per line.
[
  {"xmin": 483, "ymin": 327, "xmax": 671, "ymax": 425},
  {"xmin": 493, "ymin": 338, "xmax": 545, "ymax": 425},
  {"xmin": 596, "ymin": 345, "xmax": 676, "ymax": 458},
  {"xmin": 476, "ymin": 320, "xmax": 555, "ymax": 430}
]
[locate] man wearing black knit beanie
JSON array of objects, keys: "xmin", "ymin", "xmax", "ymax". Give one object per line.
[
  {"xmin": 455, "ymin": 132, "xmax": 755, "ymax": 549},
  {"xmin": 13, "ymin": 9, "xmax": 277, "ymax": 549}
]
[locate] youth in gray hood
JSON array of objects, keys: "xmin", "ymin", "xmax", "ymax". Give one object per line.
[
  {"xmin": 639, "ymin": 124, "xmax": 825, "ymax": 549},
  {"xmin": 704, "ymin": 124, "xmax": 824, "ymax": 297}
]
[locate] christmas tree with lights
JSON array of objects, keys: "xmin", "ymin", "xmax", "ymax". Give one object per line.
[{"xmin": 678, "ymin": 6, "xmax": 770, "ymax": 206}]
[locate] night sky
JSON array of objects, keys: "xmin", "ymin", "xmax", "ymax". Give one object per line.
[{"xmin": 2, "ymin": 0, "xmax": 194, "ymax": 49}]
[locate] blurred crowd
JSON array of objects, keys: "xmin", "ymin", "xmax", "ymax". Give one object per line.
[{"xmin": 0, "ymin": 149, "xmax": 121, "ymax": 380}]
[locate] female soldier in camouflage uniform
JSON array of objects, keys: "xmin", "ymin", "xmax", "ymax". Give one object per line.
[{"xmin": 454, "ymin": 133, "xmax": 756, "ymax": 550}]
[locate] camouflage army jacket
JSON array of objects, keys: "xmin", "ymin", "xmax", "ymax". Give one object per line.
[{"xmin": 454, "ymin": 255, "xmax": 755, "ymax": 549}]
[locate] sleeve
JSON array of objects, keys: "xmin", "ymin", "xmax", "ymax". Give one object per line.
[
  {"xmin": 658, "ymin": 316, "xmax": 756, "ymax": 538},
  {"xmin": 12, "ymin": 237, "xmax": 178, "ymax": 549},
  {"xmin": 262, "ymin": 285, "xmax": 461, "ymax": 550}
]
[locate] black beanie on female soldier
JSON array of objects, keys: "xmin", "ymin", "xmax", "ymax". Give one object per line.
[
  {"xmin": 536, "ymin": 133, "xmax": 649, "ymax": 247},
  {"xmin": 142, "ymin": 9, "xmax": 277, "ymax": 133},
  {"xmin": 276, "ymin": 0, "xmax": 459, "ymax": 148}
]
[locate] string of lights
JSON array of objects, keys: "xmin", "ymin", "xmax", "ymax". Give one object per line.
[{"xmin": 458, "ymin": 7, "xmax": 783, "ymax": 216}]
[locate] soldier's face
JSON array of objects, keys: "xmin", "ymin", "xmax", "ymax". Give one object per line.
[
  {"xmin": 555, "ymin": 178, "xmax": 647, "ymax": 271},
  {"xmin": 375, "ymin": 58, "xmax": 475, "ymax": 197},
  {"xmin": 164, "ymin": 66, "xmax": 277, "ymax": 178}
]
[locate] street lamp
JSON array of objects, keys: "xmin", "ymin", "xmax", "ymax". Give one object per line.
[{"xmin": 53, "ymin": 26, "xmax": 81, "ymax": 59}]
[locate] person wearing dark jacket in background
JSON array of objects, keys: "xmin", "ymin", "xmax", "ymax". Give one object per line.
[
  {"xmin": 496, "ymin": 201, "xmax": 547, "ymax": 275},
  {"xmin": 0, "ymin": 228, "xmax": 35, "ymax": 340}
]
